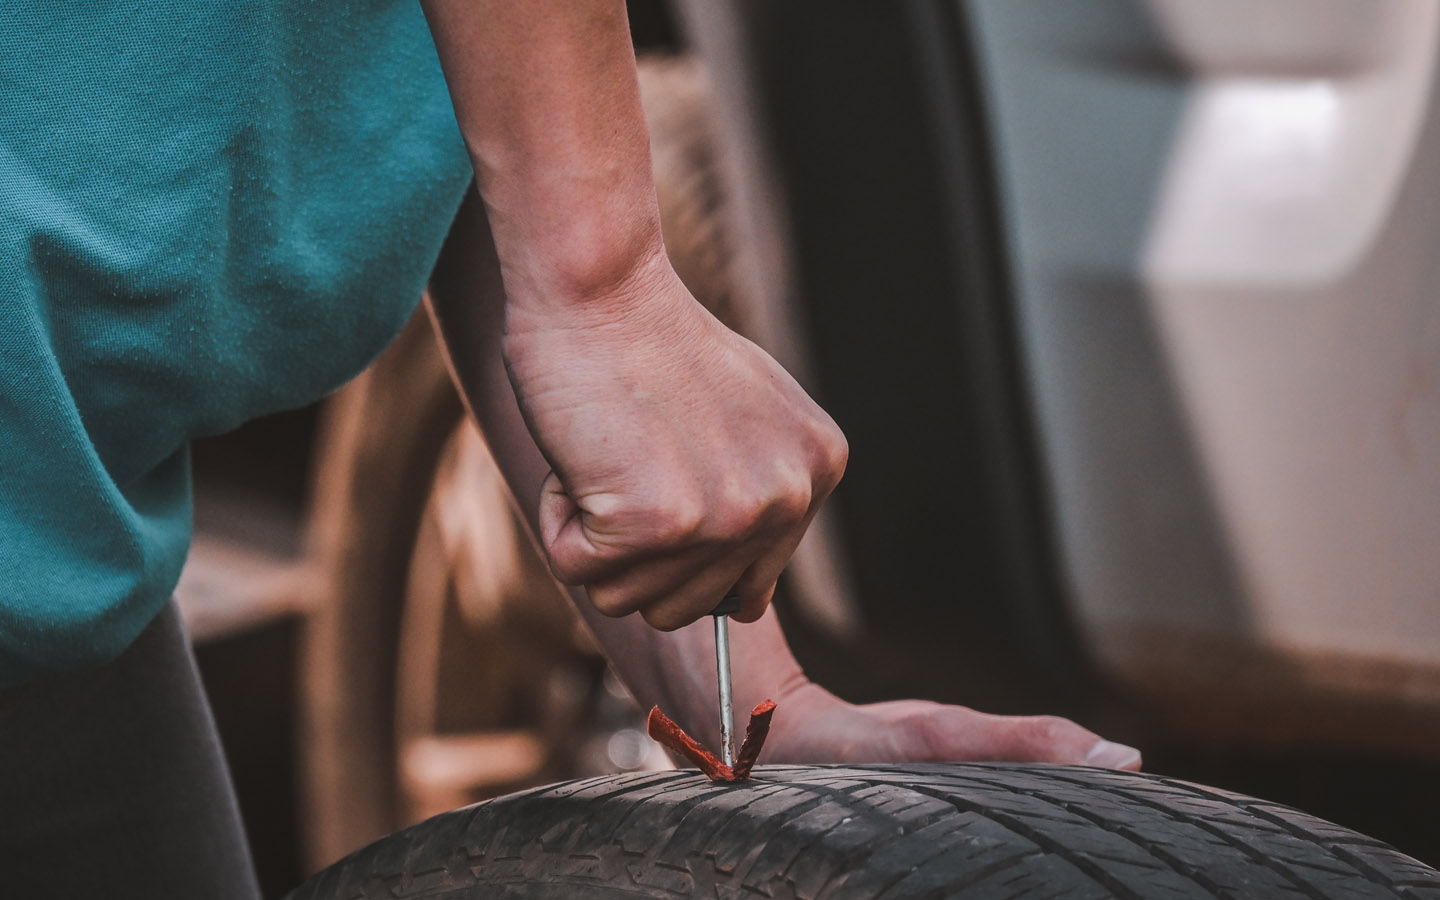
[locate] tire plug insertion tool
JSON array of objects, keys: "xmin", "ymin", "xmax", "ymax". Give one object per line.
[
  {"xmin": 646, "ymin": 589, "xmax": 775, "ymax": 782},
  {"xmin": 646, "ymin": 591, "xmax": 776, "ymax": 783},
  {"xmin": 711, "ymin": 591, "xmax": 743, "ymax": 767}
]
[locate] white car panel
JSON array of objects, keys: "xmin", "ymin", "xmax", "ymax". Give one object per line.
[{"xmin": 970, "ymin": 0, "xmax": 1440, "ymax": 674}]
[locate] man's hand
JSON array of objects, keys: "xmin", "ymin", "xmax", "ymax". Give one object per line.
[{"xmin": 503, "ymin": 252, "xmax": 847, "ymax": 630}]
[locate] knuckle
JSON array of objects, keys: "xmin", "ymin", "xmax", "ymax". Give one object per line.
[
  {"xmin": 1015, "ymin": 715, "xmax": 1073, "ymax": 750},
  {"xmin": 649, "ymin": 495, "xmax": 705, "ymax": 546},
  {"xmin": 820, "ymin": 426, "xmax": 850, "ymax": 482},
  {"xmin": 716, "ymin": 489, "xmax": 768, "ymax": 541},
  {"xmin": 831, "ymin": 433, "xmax": 850, "ymax": 475},
  {"xmin": 765, "ymin": 477, "xmax": 812, "ymax": 526},
  {"xmin": 903, "ymin": 708, "xmax": 947, "ymax": 756}
]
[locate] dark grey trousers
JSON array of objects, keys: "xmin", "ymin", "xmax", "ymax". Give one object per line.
[{"xmin": 0, "ymin": 602, "xmax": 262, "ymax": 899}]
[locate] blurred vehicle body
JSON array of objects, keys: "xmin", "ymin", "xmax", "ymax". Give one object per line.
[{"xmin": 968, "ymin": 0, "xmax": 1440, "ymax": 751}]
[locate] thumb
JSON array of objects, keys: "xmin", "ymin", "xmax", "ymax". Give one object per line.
[
  {"xmin": 902, "ymin": 704, "xmax": 1142, "ymax": 771},
  {"xmin": 537, "ymin": 470, "xmax": 591, "ymax": 584},
  {"xmin": 978, "ymin": 712, "xmax": 1143, "ymax": 771}
]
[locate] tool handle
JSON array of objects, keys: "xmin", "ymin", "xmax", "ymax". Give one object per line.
[{"xmin": 709, "ymin": 590, "xmax": 743, "ymax": 617}]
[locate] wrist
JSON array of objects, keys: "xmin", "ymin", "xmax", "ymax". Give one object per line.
[
  {"xmin": 500, "ymin": 246, "xmax": 719, "ymax": 377},
  {"xmin": 502, "ymin": 232, "xmax": 676, "ymax": 326},
  {"xmin": 759, "ymin": 680, "xmax": 852, "ymax": 762},
  {"xmin": 493, "ymin": 193, "xmax": 671, "ymax": 319}
]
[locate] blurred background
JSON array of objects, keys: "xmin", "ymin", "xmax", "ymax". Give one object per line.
[{"xmin": 180, "ymin": 1, "xmax": 1440, "ymax": 895}]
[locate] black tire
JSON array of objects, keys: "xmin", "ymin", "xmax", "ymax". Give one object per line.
[{"xmin": 286, "ymin": 763, "xmax": 1440, "ymax": 899}]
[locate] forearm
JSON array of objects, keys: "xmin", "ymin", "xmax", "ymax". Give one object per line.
[{"xmin": 421, "ymin": 0, "xmax": 666, "ymax": 312}]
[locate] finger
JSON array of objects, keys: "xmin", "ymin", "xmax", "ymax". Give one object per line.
[
  {"xmin": 731, "ymin": 581, "xmax": 777, "ymax": 625},
  {"xmin": 538, "ymin": 471, "xmax": 614, "ymax": 584},
  {"xmin": 931, "ymin": 709, "xmax": 1143, "ymax": 771},
  {"xmin": 727, "ymin": 500, "xmax": 820, "ymax": 623},
  {"xmin": 729, "ymin": 529, "xmax": 804, "ymax": 623},
  {"xmin": 541, "ymin": 473, "xmax": 668, "ymax": 586},
  {"xmin": 633, "ymin": 557, "xmax": 754, "ymax": 631},
  {"xmin": 584, "ymin": 544, "xmax": 726, "ymax": 620},
  {"xmin": 538, "ymin": 471, "xmax": 576, "ymax": 552},
  {"xmin": 996, "ymin": 715, "xmax": 1143, "ymax": 771},
  {"xmin": 636, "ymin": 502, "xmax": 805, "ymax": 626}
]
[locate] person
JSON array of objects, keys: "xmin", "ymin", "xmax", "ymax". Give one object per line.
[{"xmin": 0, "ymin": 2, "xmax": 1140, "ymax": 897}]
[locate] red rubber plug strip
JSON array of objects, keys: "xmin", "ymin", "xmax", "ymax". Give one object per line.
[{"xmin": 646, "ymin": 699, "xmax": 776, "ymax": 782}]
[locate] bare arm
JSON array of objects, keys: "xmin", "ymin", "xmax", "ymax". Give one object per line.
[{"xmin": 420, "ymin": 2, "xmax": 1140, "ymax": 769}]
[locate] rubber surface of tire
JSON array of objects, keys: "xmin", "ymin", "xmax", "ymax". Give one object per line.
[{"xmin": 288, "ymin": 764, "xmax": 1440, "ymax": 899}]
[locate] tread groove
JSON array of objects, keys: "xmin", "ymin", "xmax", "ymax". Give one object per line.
[
  {"xmin": 1037, "ymin": 769, "xmax": 1351, "ymax": 899},
  {"xmin": 1050, "ymin": 798, "xmax": 1248, "ymax": 900},
  {"xmin": 1103, "ymin": 789, "xmax": 1334, "ymax": 898},
  {"xmin": 1240, "ymin": 800, "xmax": 1438, "ymax": 892},
  {"xmin": 892, "ymin": 781, "xmax": 1148, "ymax": 900}
]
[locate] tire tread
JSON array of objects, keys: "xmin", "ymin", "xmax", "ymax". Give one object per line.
[{"xmin": 286, "ymin": 764, "xmax": 1440, "ymax": 899}]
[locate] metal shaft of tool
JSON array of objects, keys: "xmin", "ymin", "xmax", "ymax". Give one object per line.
[{"xmin": 713, "ymin": 614, "xmax": 736, "ymax": 767}]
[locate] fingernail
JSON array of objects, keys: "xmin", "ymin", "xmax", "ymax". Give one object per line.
[{"xmin": 1085, "ymin": 740, "xmax": 1142, "ymax": 770}]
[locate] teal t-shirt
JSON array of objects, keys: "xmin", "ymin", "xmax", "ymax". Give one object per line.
[{"xmin": 0, "ymin": 1, "xmax": 473, "ymax": 686}]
